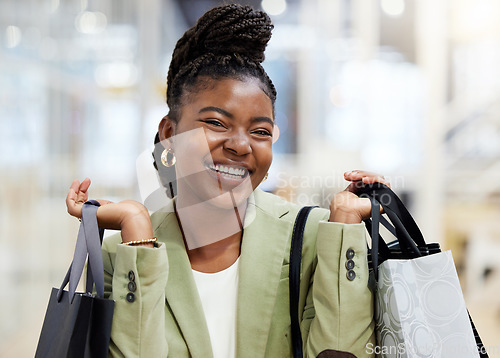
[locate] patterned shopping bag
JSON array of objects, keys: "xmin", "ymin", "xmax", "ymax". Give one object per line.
[
  {"xmin": 359, "ymin": 183, "xmax": 488, "ymax": 358},
  {"xmin": 374, "ymin": 251, "xmax": 479, "ymax": 357}
]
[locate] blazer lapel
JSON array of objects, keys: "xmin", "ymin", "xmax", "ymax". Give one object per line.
[
  {"xmin": 236, "ymin": 189, "xmax": 292, "ymax": 358},
  {"xmin": 153, "ymin": 208, "xmax": 213, "ymax": 358}
]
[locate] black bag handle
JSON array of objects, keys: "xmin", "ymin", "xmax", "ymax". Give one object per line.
[
  {"xmin": 369, "ymin": 196, "xmax": 426, "ymax": 280},
  {"xmin": 289, "ymin": 206, "xmax": 316, "ymax": 358},
  {"xmin": 358, "ymin": 183, "xmax": 430, "ymax": 280},
  {"xmin": 357, "ymin": 182, "xmax": 427, "ymax": 248},
  {"xmin": 57, "ymin": 200, "xmax": 105, "ymax": 302}
]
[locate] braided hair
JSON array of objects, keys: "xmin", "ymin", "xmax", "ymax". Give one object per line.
[
  {"xmin": 166, "ymin": 4, "xmax": 276, "ymax": 120},
  {"xmin": 153, "ymin": 4, "xmax": 276, "ymax": 197}
]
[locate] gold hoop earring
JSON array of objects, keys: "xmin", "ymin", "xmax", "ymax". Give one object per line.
[
  {"xmin": 262, "ymin": 172, "xmax": 269, "ymax": 182},
  {"xmin": 161, "ymin": 148, "xmax": 176, "ymax": 167}
]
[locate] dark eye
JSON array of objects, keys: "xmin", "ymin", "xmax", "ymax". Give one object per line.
[
  {"xmin": 252, "ymin": 129, "xmax": 272, "ymax": 137},
  {"xmin": 202, "ymin": 119, "xmax": 226, "ymax": 128}
]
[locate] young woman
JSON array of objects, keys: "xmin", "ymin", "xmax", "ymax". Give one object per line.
[{"xmin": 66, "ymin": 4, "xmax": 388, "ymax": 357}]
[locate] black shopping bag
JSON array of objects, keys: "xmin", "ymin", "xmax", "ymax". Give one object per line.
[{"xmin": 35, "ymin": 200, "xmax": 114, "ymax": 358}]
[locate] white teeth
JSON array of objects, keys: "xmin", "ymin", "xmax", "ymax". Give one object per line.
[{"xmin": 207, "ymin": 164, "xmax": 247, "ymax": 178}]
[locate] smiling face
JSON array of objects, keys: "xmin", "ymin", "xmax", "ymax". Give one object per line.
[{"xmin": 159, "ymin": 76, "xmax": 275, "ymax": 208}]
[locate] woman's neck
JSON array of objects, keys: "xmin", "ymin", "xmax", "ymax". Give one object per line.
[
  {"xmin": 174, "ymin": 189, "xmax": 248, "ymax": 273},
  {"xmin": 187, "ymin": 232, "xmax": 242, "ymax": 273}
]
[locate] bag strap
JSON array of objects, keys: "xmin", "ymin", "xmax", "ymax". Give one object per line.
[
  {"xmin": 358, "ymin": 183, "xmax": 427, "ymax": 250},
  {"xmin": 81, "ymin": 200, "xmax": 105, "ymax": 296},
  {"xmin": 57, "ymin": 200, "xmax": 105, "ymax": 302},
  {"xmin": 369, "ymin": 197, "xmax": 381, "ymax": 281},
  {"xmin": 359, "ymin": 183, "xmax": 429, "ymax": 279},
  {"xmin": 289, "ymin": 206, "xmax": 316, "ymax": 358},
  {"xmin": 468, "ymin": 310, "xmax": 489, "ymax": 358},
  {"xmin": 368, "ymin": 196, "xmax": 424, "ymax": 280}
]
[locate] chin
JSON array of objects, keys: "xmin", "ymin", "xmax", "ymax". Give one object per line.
[
  {"xmin": 207, "ymin": 175, "xmax": 254, "ymax": 210},
  {"xmin": 175, "ymin": 170, "xmax": 254, "ymax": 211}
]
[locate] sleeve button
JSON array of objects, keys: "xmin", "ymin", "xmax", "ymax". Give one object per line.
[
  {"xmin": 346, "ymin": 248, "xmax": 355, "ymax": 259},
  {"xmin": 126, "ymin": 292, "xmax": 135, "ymax": 303},
  {"xmin": 345, "ymin": 259, "xmax": 355, "ymax": 270},
  {"xmin": 128, "ymin": 270, "xmax": 135, "ymax": 281},
  {"xmin": 346, "ymin": 270, "xmax": 356, "ymax": 281},
  {"xmin": 128, "ymin": 281, "xmax": 137, "ymax": 292}
]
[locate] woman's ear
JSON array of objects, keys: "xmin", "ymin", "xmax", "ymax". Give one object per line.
[
  {"xmin": 158, "ymin": 115, "xmax": 176, "ymax": 144},
  {"xmin": 272, "ymin": 124, "xmax": 280, "ymax": 144}
]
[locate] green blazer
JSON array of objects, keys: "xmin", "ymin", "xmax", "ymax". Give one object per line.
[{"xmin": 101, "ymin": 189, "xmax": 375, "ymax": 357}]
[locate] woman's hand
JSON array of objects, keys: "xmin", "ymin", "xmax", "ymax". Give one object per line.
[
  {"xmin": 66, "ymin": 178, "xmax": 154, "ymax": 247},
  {"xmin": 328, "ymin": 170, "xmax": 390, "ymax": 224},
  {"xmin": 66, "ymin": 178, "xmax": 113, "ymax": 218}
]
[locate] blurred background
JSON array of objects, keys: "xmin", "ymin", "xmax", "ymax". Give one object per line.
[{"xmin": 2, "ymin": 0, "xmax": 500, "ymax": 355}]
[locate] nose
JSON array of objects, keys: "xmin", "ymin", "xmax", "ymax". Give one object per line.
[{"xmin": 223, "ymin": 130, "xmax": 251, "ymax": 156}]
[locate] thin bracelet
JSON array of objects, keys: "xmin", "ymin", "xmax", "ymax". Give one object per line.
[{"xmin": 121, "ymin": 237, "xmax": 157, "ymax": 246}]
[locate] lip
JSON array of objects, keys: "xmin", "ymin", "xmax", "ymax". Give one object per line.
[{"xmin": 203, "ymin": 161, "xmax": 252, "ymax": 185}]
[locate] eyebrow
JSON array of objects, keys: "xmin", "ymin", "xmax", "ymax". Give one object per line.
[
  {"xmin": 199, "ymin": 106, "xmax": 274, "ymax": 126},
  {"xmin": 199, "ymin": 106, "xmax": 233, "ymax": 118},
  {"xmin": 250, "ymin": 116, "xmax": 274, "ymax": 127}
]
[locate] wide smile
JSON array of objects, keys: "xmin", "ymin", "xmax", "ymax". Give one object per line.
[{"xmin": 205, "ymin": 163, "xmax": 251, "ymax": 182}]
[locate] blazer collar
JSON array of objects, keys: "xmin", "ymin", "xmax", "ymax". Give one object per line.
[{"xmin": 152, "ymin": 189, "xmax": 292, "ymax": 358}]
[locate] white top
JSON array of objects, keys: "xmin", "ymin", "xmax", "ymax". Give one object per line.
[{"xmin": 192, "ymin": 257, "xmax": 240, "ymax": 358}]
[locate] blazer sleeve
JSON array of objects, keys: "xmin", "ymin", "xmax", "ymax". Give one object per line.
[
  {"xmin": 303, "ymin": 221, "xmax": 375, "ymax": 358},
  {"xmin": 102, "ymin": 235, "xmax": 169, "ymax": 357}
]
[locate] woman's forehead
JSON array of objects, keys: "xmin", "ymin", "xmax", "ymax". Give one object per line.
[{"xmin": 183, "ymin": 77, "xmax": 273, "ymax": 110}]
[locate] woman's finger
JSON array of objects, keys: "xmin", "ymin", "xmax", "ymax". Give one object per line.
[
  {"xmin": 345, "ymin": 180, "xmax": 365, "ymax": 193},
  {"xmin": 344, "ymin": 170, "xmax": 384, "ymax": 180},
  {"xmin": 344, "ymin": 170, "xmax": 391, "ymax": 188},
  {"xmin": 362, "ymin": 175, "xmax": 391, "ymax": 187},
  {"xmin": 76, "ymin": 177, "xmax": 91, "ymax": 203},
  {"xmin": 66, "ymin": 188, "xmax": 82, "ymax": 217},
  {"xmin": 66, "ymin": 178, "xmax": 91, "ymax": 218},
  {"xmin": 66, "ymin": 180, "xmax": 79, "ymax": 207},
  {"xmin": 69, "ymin": 179, "xmax": 81, "ymax": 194},
  {"xmin": 79, "ymin": 177, "xmax": 91, "ymax": 193}
]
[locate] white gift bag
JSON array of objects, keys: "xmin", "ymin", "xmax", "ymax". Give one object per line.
[
  {"xmin": 374, "ymin": 251, "xmax": 479, "ymax": 358},
  {"xmin": 358, "ymin": 182, "xmax": 487, "ymax": 358}
]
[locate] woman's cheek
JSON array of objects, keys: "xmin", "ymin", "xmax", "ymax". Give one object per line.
[
  {"xmin": 257, "ymin": 142, "xmax": 273, "ymax": 165},
  {"xmin": 173, "ymin": 128, "xmax": 212, "ymax": 177}
]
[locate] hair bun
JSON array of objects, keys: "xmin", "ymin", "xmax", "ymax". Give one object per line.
[
  {"xmin": 172, "ymin": 4, "xmax": 273, "ymax": 74},
  {"xmin": 198, "ymin": 4, "xmax": 273, "ymax": 63}
]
